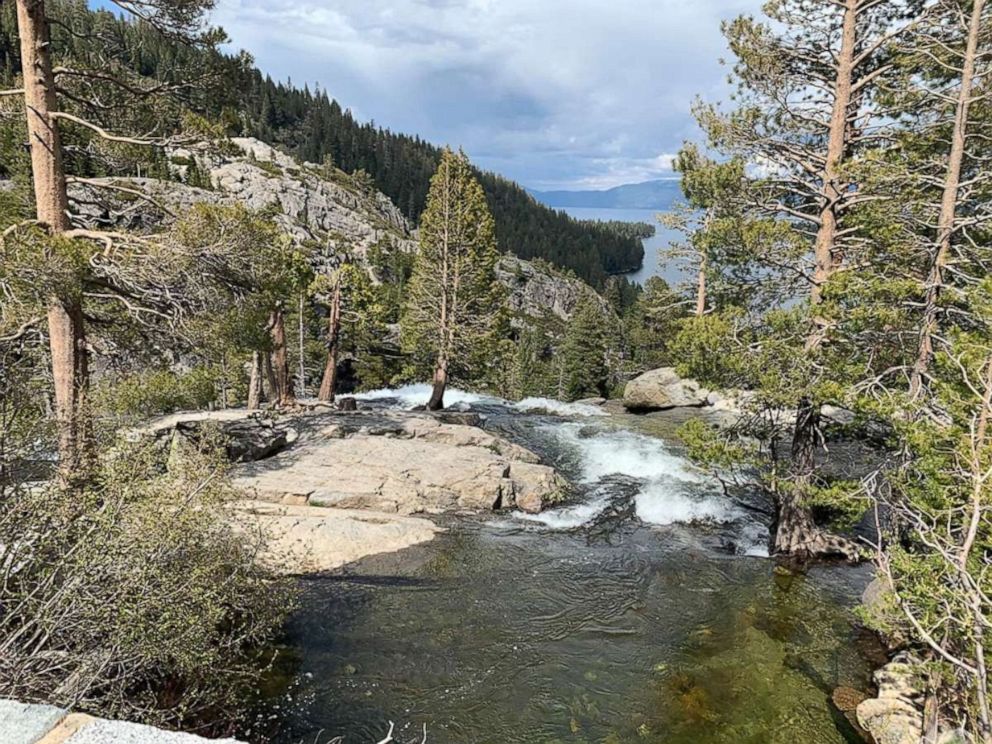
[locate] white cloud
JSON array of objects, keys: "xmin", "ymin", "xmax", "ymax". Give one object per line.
[{"xmin": 214, "ymin": 0, "xmax": 761, "ymax": 189}]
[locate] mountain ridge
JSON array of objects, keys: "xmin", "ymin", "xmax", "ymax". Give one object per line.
[{"xmin": 530, "ymin": 179, "xmax": 682, "ymax": 210}]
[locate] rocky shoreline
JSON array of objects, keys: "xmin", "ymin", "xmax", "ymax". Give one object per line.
[
  {"xmin": 139, "ymin": 382, "xmax": 943, "ymax": 744},
  {"xmin": 141, "ymin": 405, "xmax": 567, "ymax": 576}
]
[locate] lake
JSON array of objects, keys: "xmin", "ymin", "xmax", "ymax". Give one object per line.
[{"xmin": 559, "ymin": 206, "xmax": 689, "ymax": 287}]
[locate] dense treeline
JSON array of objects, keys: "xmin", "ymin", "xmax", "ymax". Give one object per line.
[
  {"xmin": 580, "ymin": 219, "xmax": 656, "ymax": 241},
  {"xmin": 0, "ymin": 0, "xmax": 643, "ymax": 287}
]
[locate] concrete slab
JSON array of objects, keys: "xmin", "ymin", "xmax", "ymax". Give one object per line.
[{"xmin": 0, "ymin": 699, "xmax": 68, "ymax": 744}]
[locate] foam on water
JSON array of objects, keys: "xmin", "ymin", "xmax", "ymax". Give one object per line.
[
  {"xmin": 352, "ymin": 384, "xmax": 494, "ymax": 409},
  {"xmin": 633, "ymin": 483, "xmax": 738, "ymax": 526},
  {"xmin": 521, "ymin": 423, "xmax": 766, "ymax": 552},
  {"xmin": 512, "ymin": 397, "xmax": 608, "ymax": 418},
  {"xmin": 553, "ymin": 423, "xmax": 706, "ymax": 487},
  {"xmin": 516, "ymin": 488, "xmax": 615, "ymax": 529}
]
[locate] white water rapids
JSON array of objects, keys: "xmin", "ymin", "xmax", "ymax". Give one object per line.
[{"xmin": 352, "ymin": 385, "xmax": 770, "ymax": 556}]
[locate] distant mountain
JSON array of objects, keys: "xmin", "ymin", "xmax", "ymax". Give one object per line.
[{"xmin": 530, "ymin": 179, "xmax": 682, "ymax": 210}]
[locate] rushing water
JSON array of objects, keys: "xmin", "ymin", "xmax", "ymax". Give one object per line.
[{"xmin": 257, "ymin": 388, "xmax": 877, "ymax": 744}]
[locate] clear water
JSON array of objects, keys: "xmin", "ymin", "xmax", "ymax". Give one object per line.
[{"xmin": 258, "ymin": 393, "xmax": 876, "ymax": 744}]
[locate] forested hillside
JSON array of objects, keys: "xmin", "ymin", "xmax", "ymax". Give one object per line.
[{"xmin": 0, "ymin": 0, "xmax": 643, "ymax": 287}]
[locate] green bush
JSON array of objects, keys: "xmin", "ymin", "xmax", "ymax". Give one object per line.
[
  {"xmin": 95, "ymin": 367, "xmax": 221, "ymax": 419},
  {"xmin": 0, "ymin": 437, "xmax": 296, "ymax": 732}
]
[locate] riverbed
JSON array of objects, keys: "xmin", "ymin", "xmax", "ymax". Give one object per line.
[{"xmin": 257, "ymin": 390, "xmax": 876, "ymax": 744}]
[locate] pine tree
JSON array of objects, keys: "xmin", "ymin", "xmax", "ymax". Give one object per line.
[
  {"xmin": 400, "ymin": 148, "xmax": 502, "ymax": 410},
  {"xmin": 560, "ymin": 291, "xmax": 612, "ymax": 401},
  {"xmin": 4, "ymin": 0, "xmax": 223, "ymax": 485}
]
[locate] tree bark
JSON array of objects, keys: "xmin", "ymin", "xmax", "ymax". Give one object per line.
[
  {"xmin": 775, "ymin": 399, "xmax": 858, "ymax": 559},
  {"xmin": 263, "ymin": 351, "xmax": 277, "ymax": 403},
  {"xmin": 317, "ymin": 278, "xmax": 342, "ymax": 403},
  {"xmin": 46, "ymin": 299, "xmax": 89, "ymax": 484},
  {"xmin": 16, "ymin": 0, "xmax": 90, "ymax": 484},
  {"xmin": 247, "ymin": 351, "xmax": 263, "ymax": 410},
  {"xmin": 427, "ymin": 360, "xmax": 447, "ymax": 411},
  {"xmin": 908, "ymin": 0, "xmax": 985, "ymax": 401},
  {"xmin": 695, "ymin": 253, "xmax": 707, "ymax": 317},
  {"xmin": 297, "ymin": 292, "xmax": 307, "ymax": 398},
  {"xmin": 809, "ymin": 0, "xmax": 857, "ymax": 310},
  {"xmin": 269, "ymin": 308, "xmax": 295, "ymax": 408}
]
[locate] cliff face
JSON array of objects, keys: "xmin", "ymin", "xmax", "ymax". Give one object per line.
[
  {"xmin": 497, "ymin": 255, "xmax": 605, "ymax": 323},
  {"xmin": 67, "ymin": 137, "xmax": 599, "ymax": 322},
  {"xmin": 70, "ymin": 137, "xmax": 415, "ymax": 273}
]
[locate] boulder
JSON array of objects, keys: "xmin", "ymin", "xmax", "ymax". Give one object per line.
[
  {"xmin": 856, "ymin": 655, "xmax": 925, "ymax": 744},
  {"xmin": 623, "ymin": 368, "xmax": 710, "ymax": 411},
  {"xmin": 132, "ymin": 410, "xmax": 296, "ymax": 463},
  {"xmin": 232, "ymin": 411, "xmax": 566, "ymax": 515},
  {"xmin": 433, "ymin": 411, "xmax": 484, "ymax": 427},
  {"xmin": 510, "ymin": 462, "xmax": 567, "ymax": 513},
  {"xmin": 188, "ymin": 417, "xmax": 294, "ymax": 462},
  {"xmin": 821, "ymin": 404, "xmax": 857, "ymax": 426}
]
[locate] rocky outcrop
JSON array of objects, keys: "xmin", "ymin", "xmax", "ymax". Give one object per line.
[
  {"xmin": 497, "ymin": 255, "xmax": 608, "ymax": 322},
  {"xmin": 623, "ymin": 368, "xmax": 710, "ymax": 411},
  {"xmin": 231, "ymin": 410, "xmax": 567, "ymax": 515},
  {"xmin": 69, "ymin": 138, "xmax": 416, "ymax": 275},
  {"xmin": 68, "ymin": 140, "xmax": 608, "ymax": 329},
  {"xmin": 856, "ymin": 655, "xmax": 926, "ymax": 744},
  {"xmin": 128, "ymin": 410, "xmax": 298, "ymax": 463},
  {"xmin": 229, "ymin": 502, "xmax": 440, "ymax": 575}
]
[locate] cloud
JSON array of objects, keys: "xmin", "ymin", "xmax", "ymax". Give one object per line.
[{"xmin": 213, "ymin": 0, "xmax": 761, "ymax": 189}]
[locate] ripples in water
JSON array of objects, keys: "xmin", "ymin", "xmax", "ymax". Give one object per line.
[{"xmin": 254, "ymin": 388, "xmax": 874, "ymax": 744}]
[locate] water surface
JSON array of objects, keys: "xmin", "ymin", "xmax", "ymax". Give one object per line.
[
  {"xmin": 558, "ymin": 206, "xmax": 688, "ymax": 287},
  {"xmin": 260, "ymin": 392, "xmax": 875, "ymax": 744}
]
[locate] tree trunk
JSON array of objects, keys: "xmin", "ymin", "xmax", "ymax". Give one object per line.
[
  {"xmin": 16, "ymin": 0, "xmax": 90, "ymax": 483},
  {"xmin": 809, "ymin": 0, "xmax": 857, "ymax": 310},
  {"xmin": 780, "ymin": 0, "xmax": 858, "ymax": 554},
  {"xmin": 46, "ymin": 299, "xmax": 89, "ymax": 485},
  {"xmin": 427, "ymin": 361, "xmax": 447, "ymax": 411},
  {"xmin": 695, "ymin": 253, "xmax": 707, "ymax": 317},
  {"xmin": 317, "ymin": 279, "xmax": 342, "ymax": 403},
  {"xmin": 16, "ymin": 0, "xmax": 68, "ymax": 233},
  {"xmin": 269, "ymin": 308, "xmax": 295, "ymax": 408},
  {"xmin": 263, "ymin": 352, "xmax": 277, "ymax": 403},
  {"xmin": 908, "ymin": 0, "xmax": 985, "ymax": 401},
  {"xmin": 777, "ymin": 399, "xmax": 858, "ymax": 559},
  {"xmin": 297, "ymin": 292, "xmax": 307, "ymax": 398},
  {"xmin": 247, "ymin": 351, "xmax": 263, "ymax": 410}
]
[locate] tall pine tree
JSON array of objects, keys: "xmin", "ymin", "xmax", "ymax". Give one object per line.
[{"xmin": 401, "ymin": 149, "xmax": 502, "ymax": 410}]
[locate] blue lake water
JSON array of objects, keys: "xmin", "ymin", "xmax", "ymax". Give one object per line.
[{"xmin": 559, "ymin": 206, "xmax": 690, "ymax": 287}]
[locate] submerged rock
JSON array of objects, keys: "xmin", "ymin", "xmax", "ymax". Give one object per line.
[{"xmin": 623, "ymin": 368, "xmax": 709, "ymax": 411}]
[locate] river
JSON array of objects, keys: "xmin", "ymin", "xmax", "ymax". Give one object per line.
[
  {"xmin": 559, "ymin": 206, "xmax": 687, "ymax": 286},
  {"xmin": 257, "ymin": 390, "xmax": 877, "ymax": 744}
]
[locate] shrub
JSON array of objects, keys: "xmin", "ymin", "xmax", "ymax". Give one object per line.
[
  {"xmin": 0, "ymin": 436, "xmax": 295, "ymax": 733},
  {"xmin": 95, "ymin": 367, "xmax": 221, "ymax": 419}
]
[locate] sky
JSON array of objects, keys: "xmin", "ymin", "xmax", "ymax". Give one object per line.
[{"xmin": 97, "ymin": 0, "xmax": 762, "ymax": 190}]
